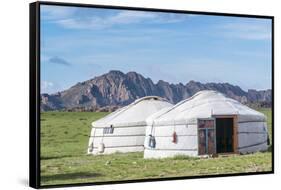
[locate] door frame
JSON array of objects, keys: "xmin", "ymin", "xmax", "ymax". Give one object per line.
[
  {"xmin": 212, "ymin": 115, "xmax": 238, "ymax": 154},
  {"xmin": 197, "ymin": 115, "xmax": 239, "ymax": 156},
  {"xmin": 197, "ymin": 118, "xmax": 216, "ymax": 156}
]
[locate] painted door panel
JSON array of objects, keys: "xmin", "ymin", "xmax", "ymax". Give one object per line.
[
  {"xmin": 198, "ymin": 129, "xmax": 206, "ymax": 155},
  {"xmin": 198, "ymin": 119, "xmax": 216, "ymax": 155}
]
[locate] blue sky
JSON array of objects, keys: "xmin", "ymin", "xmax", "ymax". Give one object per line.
[{"xmin": 40, "ymin": 5, "xmax": 272, "ymax": 94}]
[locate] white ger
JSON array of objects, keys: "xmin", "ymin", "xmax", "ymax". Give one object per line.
[
  {"xmin": 87, "ymin": 96, "xmax": 173, "ymax": 155},
  {"xmin": 144, "ymin": 90, "xmax": 269, "ymax": 159}
]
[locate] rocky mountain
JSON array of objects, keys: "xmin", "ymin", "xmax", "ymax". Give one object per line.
[{"xmin": 41, "ymin": 70, "xmax": 272, "ymax": 111}]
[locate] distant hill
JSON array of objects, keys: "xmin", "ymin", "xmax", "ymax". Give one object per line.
[{"xmin": 41, "ymin": 70, "xmax": 272, "ymax": 111}]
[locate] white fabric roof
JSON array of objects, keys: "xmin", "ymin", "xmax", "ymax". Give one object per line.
[
  {"xmin": 92, "ymin": 96, "xmax": 173, "ymax": 127},
  {"xmin": 147, "ymin": 90, "xmax": 266, "ymax": 125}
]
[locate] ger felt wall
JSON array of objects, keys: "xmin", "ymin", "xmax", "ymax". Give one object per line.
[
  {"xmin": 88, "ymin": 125, "xmax": 146, "ymax": 154},
  {"xmin": 144, "ymin": 123, "xmax": 198, "ymax": 158},
  {"xmin": 144, "ymin": 119, "xmax": 268, "ymax": 159},
  {"xmin": 237, "ymin": 121, "xmax": 268, "ymax": 153}
]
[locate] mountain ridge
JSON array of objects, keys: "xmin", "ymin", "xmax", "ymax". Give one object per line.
[{"xmin": 41, "ymin": 70, "xmax": 272, "ymax": 111}]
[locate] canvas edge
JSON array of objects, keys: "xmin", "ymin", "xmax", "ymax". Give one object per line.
[
  {"xmin": 29, "ymin": 1, "xmax": 41, "ymax": 189},
  {"xmin": 29, "ymin": 1, "xmax": 275, "ymax": 189}
]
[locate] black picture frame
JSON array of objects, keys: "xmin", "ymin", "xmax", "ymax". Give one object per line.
[{"xmin": 29, "ymin": 1, "xmax": 274, "ymax": 189}]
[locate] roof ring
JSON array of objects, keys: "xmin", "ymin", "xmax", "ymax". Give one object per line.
[{"xmin": 133, "ymin": 96, "xmax": 168, "ymax": 104}]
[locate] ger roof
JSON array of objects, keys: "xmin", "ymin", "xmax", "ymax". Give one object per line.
[
  {"xmin": 146, "ymin": 90, "xmax": 266, "ymax": 125},
  {"xmin": 92, "ymin": 96, "xmax": 173, "ymax": 127}
]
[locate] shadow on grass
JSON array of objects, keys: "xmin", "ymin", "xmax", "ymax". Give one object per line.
[
  {"xmin": 41, "ymin": 156, "xmax": 63, "ymax": 160},
  {"xmin": 41, "ymin": 172, "xmax": 103, "ymax": 183},
  {"xmin": 171, "ymin": 155, "xmax": 199, "ymax": 160},
  {"xmin": 267, "ymin": 144, "xmax": 272, "ymax": 152},
  {"xmin": 41, "ymin": 155, "xmax": 79, "ymax": 160}
]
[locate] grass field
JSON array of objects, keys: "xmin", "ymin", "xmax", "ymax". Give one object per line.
[{"xmin": 40, "ymin": 109, "xmax": 272, "ymax": 186}]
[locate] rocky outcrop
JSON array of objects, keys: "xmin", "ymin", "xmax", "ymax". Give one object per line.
[{"xmin": 41, "ymin": 70, "xmax": 272, "ymax": 111}]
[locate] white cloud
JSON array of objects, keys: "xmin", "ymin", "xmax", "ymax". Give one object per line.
[
  {"xmin": 41, "ymin": 5, "xmax": 77, "ymax": 20},
  {"xmin": 108, "ymin": 11, "xmax": 156, "ymax": 24},
  {"xmin": 41, "ymin": 81, "xmax": 63, "ymax": 94},
  {"xmin": 41, "ymin": 81, "xmax": 54, "ymax": 91},
  {"xmin": 220, "ymin": 21, "xmax": 271, "ymax": 40},
  {"xmin": 54, "ymin": 10, "xmax": 188, "ymax": 30}
]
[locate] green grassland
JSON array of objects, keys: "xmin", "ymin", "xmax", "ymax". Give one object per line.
[{"xmin": 40, "ymin": 109, "xmax": 272, "ymax": 186}]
